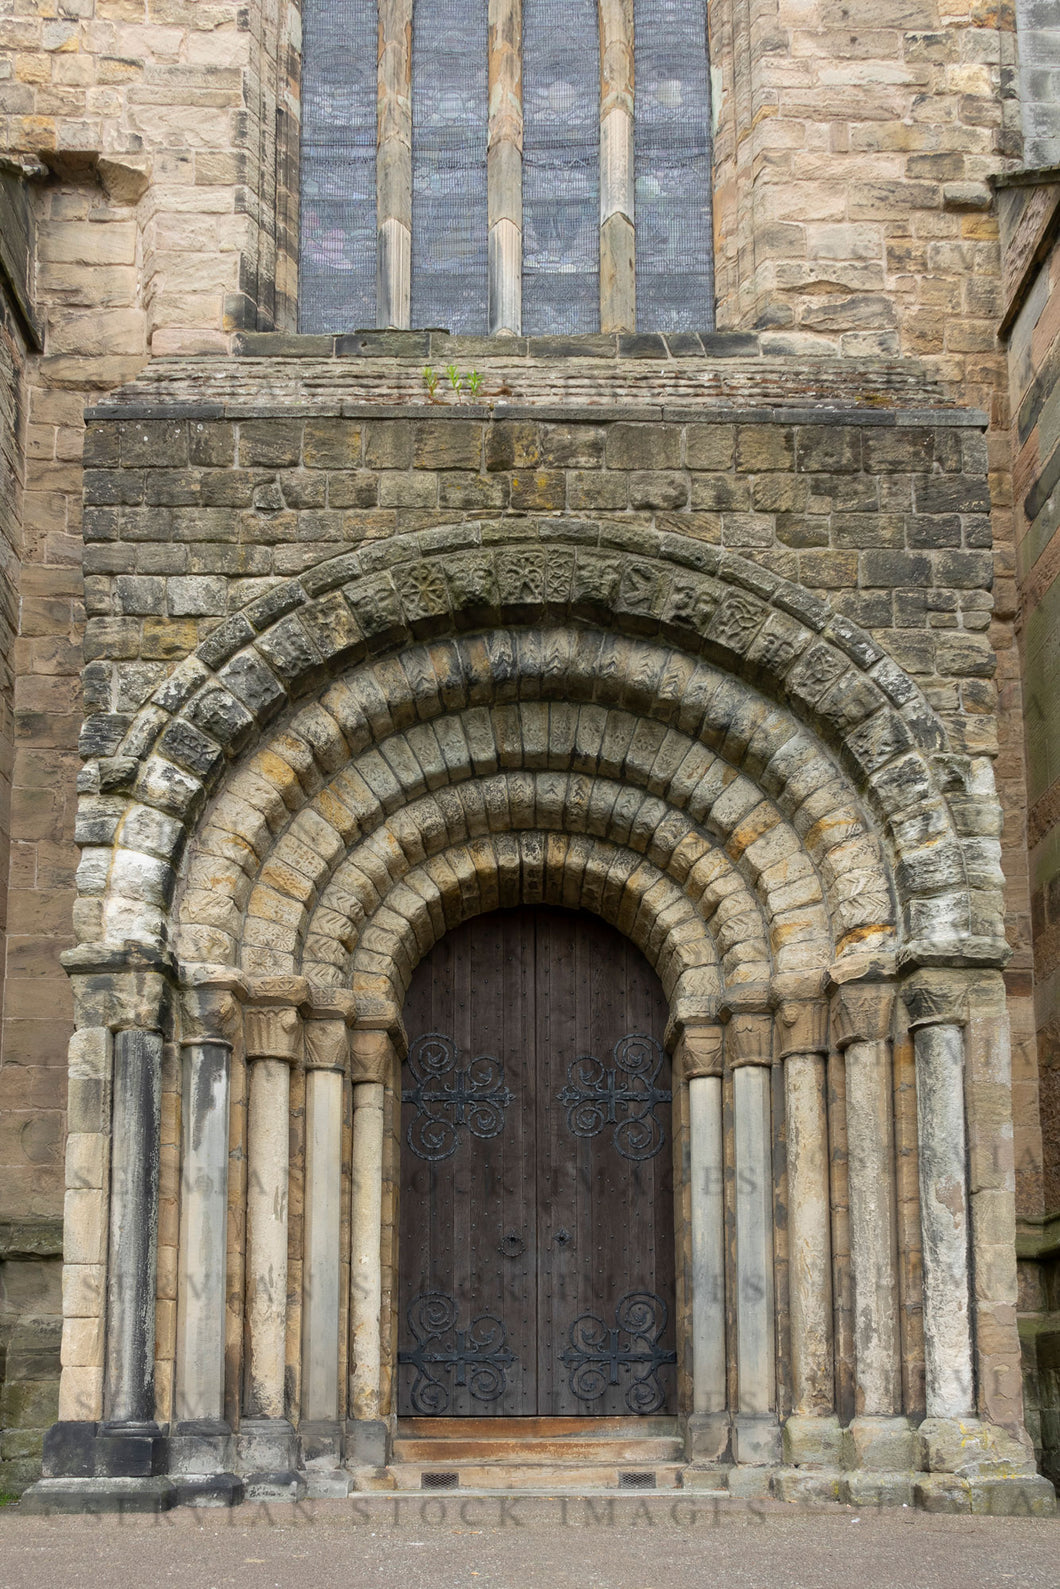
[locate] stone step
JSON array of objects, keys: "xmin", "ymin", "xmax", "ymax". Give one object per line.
[
  {"xmin": 393, "ymin": 1436, "xmax": 685, "ymax": 1463},
  {"xmin": 388, "ymin": 1462, "xmax": 686, "ymax": 1492},
  {"xmin": 398, "ymin": 1416, "xmax": 679, "ymax": 1439}
]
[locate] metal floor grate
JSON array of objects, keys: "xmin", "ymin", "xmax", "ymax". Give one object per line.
[
  {"xmin": 618, "ymin": 1471, "xmax": 656, "ymax": 1489},
  {"xmin": 421, "ymin": 1471, "xmax": 459, "ymax": 1490}
]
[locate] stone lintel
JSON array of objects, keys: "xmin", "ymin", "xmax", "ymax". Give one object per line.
[
  {"xmin": 900, "ymin": 967, "xmax": 971, "ymax": 1031},
  {"xmin": 675, "ymin": 1024, "xmax": 724, "ymax": 1080},
  {"xmin": 242, "ymin": 976, "xmax": 308, "ymax": 1064}
]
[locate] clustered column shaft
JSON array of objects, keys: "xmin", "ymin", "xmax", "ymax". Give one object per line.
[
  {"xmin": 243, "ymin": 978, "xmax": 306, "ymax": 1423},
  {"xmin": 831, "ymin": 976, "xmax": 901, "ymax": 1417},
  {"xmin": 348, "ymin": 1027, "xmax": 394, "ymax": 1429}
]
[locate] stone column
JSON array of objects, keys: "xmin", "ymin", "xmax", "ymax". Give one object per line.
[
  {"xmin": 599, "ymin": 0, "xmax": 635, "ymax": 331},
  {"xmin": 377, "ymin": 0, "xmax": 413, "ymax": 328},
  {"xmin": 774, "ymin": 975, "xmax": 840, "ymax": 1469},
  {"xmin": 902, "ymin": 970, "xmax": 974, "ymax": 1421},
  {"xmin": 678, "ymin": 1022, "xmax": 727, "ymax": 1461},
  {"xmin": 174, "ymin": 973, "xmax": 243, "ymax": 1427},
  {"xmin": 488, "ymin": 0, "xmax": 522, "ymax": 333},
  {"xmin": 239, "ymin": 977, "xmax": 306, "ymax": 1493},
  {"xmin": 722, "ymin": 992, "xmax": 780, "ymax": 1467},
  {"xmin": 830, "ymin": 967, "xmax": 914, "ymax": 1472},
  {"xmin": 300, "ymin": 991, "xmax": 355, "ymax": 1473},
  {"xmin": 345, "ymin": 1024, "xmax": 395, "ymax": 1471},
  {"xmin": 105, "ymin": 1022, "xmax": 165, "ymax": 1429}
]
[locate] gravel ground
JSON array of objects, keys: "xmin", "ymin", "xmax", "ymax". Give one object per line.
[{"xmin": 0, "ymin": 1496, "xmax": 1058, "ymax": 1589}]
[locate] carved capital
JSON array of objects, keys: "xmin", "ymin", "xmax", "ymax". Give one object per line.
[
  {"xmin": 900, "ymin": 969, "xmax": 970, "ymax": 1031},
  {"xmin": 774, "ymin": 997, "xmax": 829, "ymax": 1061},
  {"xmin": 723, "ymin": 1011, "xmax": 774, "ymax": 1069},
  {"xmin": 243, "ymin": 975, "xmax": 308, "ymax": 1064},
  {"xmin": 180, "ymin": 966, "xmax": 246, "ymax": 1048},
  {"xmin": 349, "ymin": 1027, "xmax": 396, "ymax": 1086},
  {"xmin": 302, "ymin": 986, "xmax": 357, "ymax": 1073},
  {"xmin": 829, "ymin": 980, "xmax": 894, "ymax": 1051},
  {"xmin": 676, "ymin": 1024, "xmax": 724, "ymax": 1081}
]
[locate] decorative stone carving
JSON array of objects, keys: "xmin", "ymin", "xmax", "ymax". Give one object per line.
[
  {"xmin": 242, "ymin": 976, "xmax": 308, "ymax": 1063},
  {"xmin": 180, "ymin": 966, "xmax": 245, "ymax": 1048},
  {"xmin": 828, "ymin": 977, "xmax": 895, "ymax": 1051},
  {"xmin": 720, "ymin": 989, "xmax": 773, "ymax": 1068},
  {"xmin": 772, "ymin": 973, "xmax": 829, "ymax": 1060},
  {"xmin": 302, "ymin": 988, "xmax": 357, "ymax": 1073},
  {"xmin": 349, "ymin": 1025, "xmax": 397, "ymax": 1086},
  {"xmin": 901, "ymin": 968, "xmax": 971, "ymax": 1030},
  {"xmin": 676, "ymin": 1024, "xmax": 724, "ymax": 1080}
]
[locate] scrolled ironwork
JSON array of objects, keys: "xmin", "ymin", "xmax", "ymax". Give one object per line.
[
  {"xmin": 399, "ymin": 1291, "xmax": 515, "ymax": 1415},
  {"xmin": 559, "ymin": 1291, "xmax": 676, "ymax": 1414},
  {"xmin": 403, "ymin": 1032, "xmax": 514, "ymax": 1161},
  {"xmin": 556, "ymin": 1032, "xmax": 671, "ymax": 1160}
]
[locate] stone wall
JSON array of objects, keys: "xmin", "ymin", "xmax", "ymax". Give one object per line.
[{"xmin": 1015, "ymin": 0, "xmax": 1060, "ymax": 169}]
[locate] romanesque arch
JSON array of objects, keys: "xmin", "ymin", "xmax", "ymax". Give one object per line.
[{"xmin": 50, "ymin": 524, "xmax": 1033, "ymax": 1506}]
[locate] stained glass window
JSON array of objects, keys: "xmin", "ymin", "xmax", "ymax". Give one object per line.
[
  {"xmin": 634, "ymin": 0, "xmax": 715, "ymax": 330},
  {"xmin": 411, "ymin": 0, "xmax": 489, "ymax": 333},
  {"xmin": 522, "ymin": 0, "xmax": 600, "ymax": 335},
  {"xmin": 299, "ymin": 0, "xmax": 378, "ymax": 333}
]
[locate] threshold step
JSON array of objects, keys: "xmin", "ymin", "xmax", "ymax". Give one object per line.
[{"xmin": 389, "ymin": 1462, "xmax": 685, "ymax": 1492}]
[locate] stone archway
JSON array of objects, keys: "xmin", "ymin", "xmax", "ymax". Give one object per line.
[{"xmin": 37, "ymin": 527, "xmax": 1044, "ymax": 1509}]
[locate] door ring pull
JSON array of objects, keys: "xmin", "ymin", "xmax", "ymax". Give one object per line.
[{"xmin": 499, "ymin": 1232, "xmax": 526, "ymax": 1257}]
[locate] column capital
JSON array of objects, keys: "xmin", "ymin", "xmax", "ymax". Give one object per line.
[
  {"xmin": 303, "ymin": 988, "xmax": 357, "ymax": 1073},
  {"xmin": 349, "ymin": 1025, "xmax": 398, "ymax": 1086},
  {"xmin": 900, "ymin": 968, "xmax": 970, "ymax": 1030},
  {"xmin": 675, "ymin": 1024, "xmax": 724, "ymax": 1080},
  {"xmin": 242, "ymin": 975, "xmax": 308, "ymax": 1065},
  {"xmin": 828, "ymin": 977, "xmax": 895, "ymax": 1051},
  {"xmin": 180, "ymin": 965, "xmax": 246, "ymax": 1048},
  {"xmin": 771, "ymin": 972, "xmax": 829, "ymax": 1061},
  {"xmin": 720, "ymin": 985, "xmax": 773, "ymax": 1068},
  {"xmin": 62, "ymin": 941, "xmax": 175, "ymax": 1033}
]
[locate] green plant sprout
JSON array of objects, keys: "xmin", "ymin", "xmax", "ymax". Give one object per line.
[
  {"xmin": 422, "ymin": 366, "xmax": 439, "ymax": 399},
  {"xmin": 467, "ymin": 369, "xmax": 483, "ymax": 398},
  {"xmin": 446, "ymin": 364, "xmax": 464, "ymax": 394}
]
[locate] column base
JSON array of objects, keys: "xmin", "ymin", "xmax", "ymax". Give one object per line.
[
  {"xmin": 169, "ymin": 1418, "xmax": 236, "ymax": 1475},
  {"xmin": 684, "ymin": 1413, "xmax": 731, "ymax": 1464},
  {"xmin": 21, "ymin": 1476, "xmax": 178, "ymax": 1514},
  {"xmin": 783, "ymin": 1414, "xmax": 843, "ymax": 1469},
  {"xmin": 41, "ymin": 1419, "xmax": 168, "ymax": 1480},
  {"xmin": 918, "ymin": 1416, "xmax": 1038, "ymax": 1476},
  {"xmin": 846, "ymin": 1415, "xmax": 920, "ymax": 1471},
  {"xmin": 345, "ymin": 1417, "xmax": 390, "ymax": 1469},
  {"xmin": 236, "ymin": 1418, "xmax": 305, "ymax": 1500},
  {"xmin": 732, "ymin": 1415, "xmax": 782, "ymax": 1466}
]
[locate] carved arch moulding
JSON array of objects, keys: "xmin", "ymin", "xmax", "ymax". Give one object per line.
[{"xmin": 72, "ymin": 524, "xmax": 1007, "ymax": 1019}]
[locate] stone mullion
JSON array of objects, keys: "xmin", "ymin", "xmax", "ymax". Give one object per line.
[
  {"xmin": 902, "ymin": 971, "xmax": 974, "ymax": 1422},
  {"xmin": 774, "ymin": 979, "xmax": 834, "ymax": 1420},
  {"xmin": 346, "ymin": 1024, "xmax": 398, "ymax": 1469},
  {"xmin": 723, "ymin": 994, "xmax": 780, "ymax": 1466},
  {"xmin": 678, "ymin": 1023, "xmax": 728, "ymax": 1460},
  {"xmin": 488, "ymin": 0, "xmax": 522, "ymax": 334},
  {"xmin": 599, "ymin": 0, "xmax": 635, "ymax": 332},
  {"xmin": 377, "ymin": 0, "xmax": 414, "ymax": 328}
]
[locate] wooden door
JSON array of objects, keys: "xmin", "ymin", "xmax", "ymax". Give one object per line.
[{"xmin": 397, "ymin": 907, "xmax": 675, "ymax": 1417}]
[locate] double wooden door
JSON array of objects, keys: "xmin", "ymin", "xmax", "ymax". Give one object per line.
[{"xmin": 397, "ymin": 907, "xmax": 676, "ymax": 1417}]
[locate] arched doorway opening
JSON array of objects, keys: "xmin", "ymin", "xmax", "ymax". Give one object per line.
[{"xmin": 397, "ymin": 907, "xmax": 676, "ymax": 1420}]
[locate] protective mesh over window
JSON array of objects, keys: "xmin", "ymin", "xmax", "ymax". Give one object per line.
[
  {"xmin": 411, "ymin": 0, "xmax": 489, "ymax": 333},
  {"xmin": 634, "ymin": 0, "xmax": 714, "ymax": 330},
  {"xmin": 299, "ymin": 0, "xmax": 377, "ymax": 333},
  {"xmin": 522, "ymin": 0, "xmax": 600, "ymax": 335}
]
